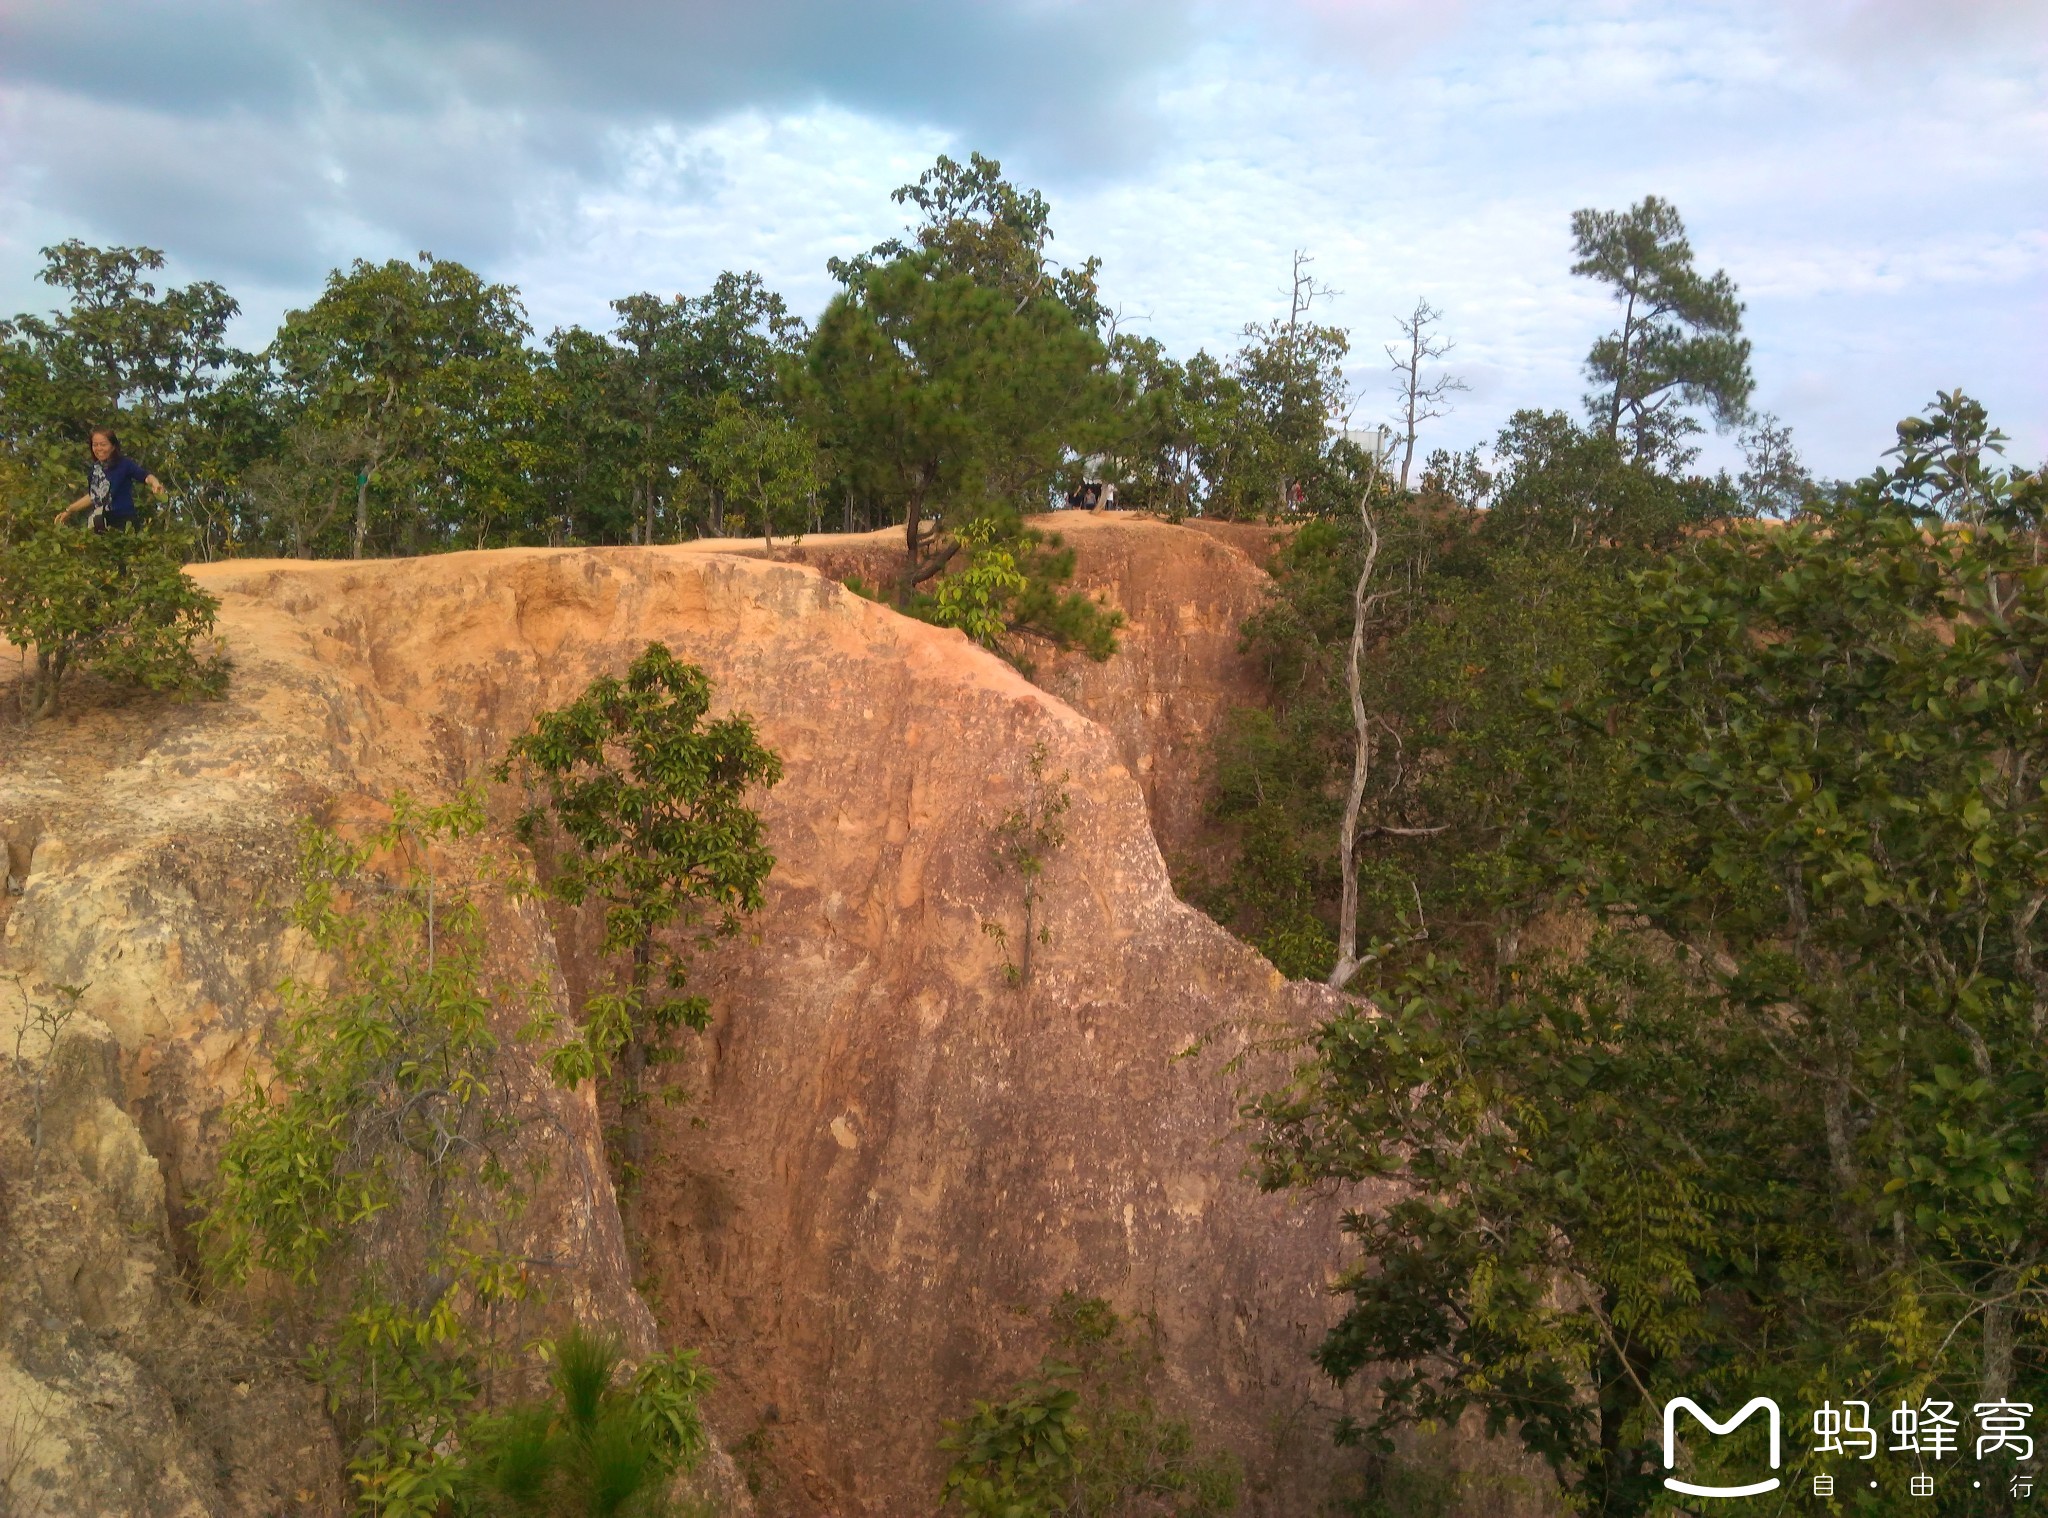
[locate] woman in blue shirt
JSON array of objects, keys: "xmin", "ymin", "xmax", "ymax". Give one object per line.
[{"xmin": 56, "ymin": 429, "xmax": 164, "ymax": 531}]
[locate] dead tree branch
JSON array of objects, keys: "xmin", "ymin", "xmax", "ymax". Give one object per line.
[
  {"xmin": 1387, "ymin": 298, "xmax": 1468, "ymax": 492},
  {"xmin": 1328, "ymin": 491, "xmax": 1384, "ymax": 992}
]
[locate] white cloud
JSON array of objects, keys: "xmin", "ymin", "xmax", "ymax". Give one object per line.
[{"xmin": 0, "ymin": 0, "xmax": 2040, "ymax": 477}]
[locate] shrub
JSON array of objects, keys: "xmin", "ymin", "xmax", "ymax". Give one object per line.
[
  {"xmin": 0, "ymin": 499, "xmax": 226, "ymax": 720},
  {"xmin": 940, "ymin": 1294, "xmax": 1239, "ymax": 1517},
  {"xmin": 457, "ymin": 1326, "xmax": 713, "ymax": 1517}
]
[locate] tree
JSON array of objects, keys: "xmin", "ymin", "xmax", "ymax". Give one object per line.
[
  {"xmin": 269, "ymin": 254, "xmax": 533, "ymax": 557},
  {"xmin": 607, "ymin": 272, "xmax": 807, "ymax": 544},
  {"xmin": 1570, "ymin": 196, "xmax": 1752, "ymax": 464},
  {"xmin": 806, "ymin": 155, "xmax": 1115, "ymax": 597},
  {"xmin": 497, "ymin": 644, "xmax": 782, "ymax": 1181},
  {"xmin": 1217, "ymin": 252, "xmax": 1350, "ymax": 520},
  {"xmin": 1735, "ymin": 410, "xmax": 1812, "ymax": 518},
  {"xmin": 1384, "ymin": 300, "xmax": 1467, "ymax": 492},
  {"xmin": 200, "ymin": 791, "xmax": 557, "ymax": 1512},
  {"xmin": 1323, "ymin": 467, "xmax": 1444, "ymax": 993},
  {"xmin": 0, "ymin": 496, "xmax": 228, "ymax": 720},
  {"xmin": 1253, "ymin": 396, "xmax": 2048, "ymax": 1517},
  {"xmin": 1096, "ymin": 336, "xmax": 1208, "ymax": 519},
  {"xmin": 698, "ymin": 394, "xmax": 819, "ymax": 555}
]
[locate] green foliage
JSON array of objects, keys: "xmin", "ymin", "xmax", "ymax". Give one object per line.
[
  {"xmin": 983, "ymin": 742, "xmax": 1071, "ymax": 988},
  {"xmin": 805, "ymin": 233, "xmax": 1114, "ymax": 591},
  {"xmin": 1196, "ymin": 412, "xmax": 1694, "ymax": 977},
  {"xmin": 1570, "ymin": 195, "xmax": 1753, "ymax": 465},
  {"xmin": 199, "ymin": 789, "xmax": 554, "ymax": 1512},
  {"xmin": 940, "ymin": 1295, "xmax": 1239, "ymax": 1518},
  {"xmin": 269, "ymin": 252, "xmax": 535, "ymax": 557},
  {"xmin": 0, "ymin": 495, "xmax": 228, "ymax": 720},
  {"xmin": 913, "ymin": 516, "xmax": 1124, "ymax": 671},
  {"xmin": 593, "ymin": 273, "xmax": 808, "ymax": 545},
  {"xmin": 1250, "ymin": 394, "xmax": 2048, "ymax": 1516},
  {"xmin": 828, "ymin": 150, "xmax": 1106, "ymax": 326},
  {"xmin": 456, "ymin": 1327, "xmax": 712, "ymax": 1517},
  {"xmin": 1, "ymin": 200, "xmax": 1380, "ymax": 558},
  {"xmin": 497, "ymin": 643, "xmax": 781, "ymax": 1171},
  {"xmin": 941, "ymin": 1368, "xmax": 1084, "ymax": 1518},
  {"xmin": 697, "ymin": 393, "xmax": 820, "ymax": 550},
  {"xmin": 925, "ymin": 518, "xmax": 1031, "ymax": 649},
  {"xmin": 1214, "ymin": 296, "xmax": 1351, "ymax": 520}
]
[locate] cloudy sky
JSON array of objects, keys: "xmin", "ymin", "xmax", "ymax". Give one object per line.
[{"xmin": 1, "ymin": 0, "xmax": 2042, "ymax": 477}]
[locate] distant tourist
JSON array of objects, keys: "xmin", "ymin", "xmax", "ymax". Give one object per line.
[{"xmin": 56, "ymin": 428, "xmax": 163, "ymax": 531}]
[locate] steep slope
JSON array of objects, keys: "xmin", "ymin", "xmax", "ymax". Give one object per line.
[
  {"xmin": 2, "ymin": 529, "xmax": 1397, "ymax": 1515},
  {"xmin": 739, "ymin": 511, "xmax": 1283, "ymax": 866}
]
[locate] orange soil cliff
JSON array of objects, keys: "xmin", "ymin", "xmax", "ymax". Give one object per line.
[{"xmin": 1, "ymin": 519, "xmax": 1402, "ymax": 1516}]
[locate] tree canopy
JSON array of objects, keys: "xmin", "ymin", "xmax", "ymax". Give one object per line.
[{"xmin": 1571, "ymin": 194, "xmax": 1753, "ymax": 466}]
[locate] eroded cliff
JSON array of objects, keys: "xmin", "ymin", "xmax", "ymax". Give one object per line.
[{"xmin": 1, "ymin": 517, "xmax": 1408, "ymax": 1516}]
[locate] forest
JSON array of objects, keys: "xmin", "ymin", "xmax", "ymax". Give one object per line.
[{"xmin": 5, "ymin": 151, "xmax": 2047, "ymax": 1518}]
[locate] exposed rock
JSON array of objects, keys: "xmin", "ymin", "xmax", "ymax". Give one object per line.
[
  {"xmin": 0, "ymin": 1014, "xmax": 343, "ymax": 1517},
  {"xmin": 1, "ymin": 529, "xmax": 1530, "ymax": 1516},
  {"xmin": 748, "ymin": 513, "xmax": 1281, "ymax": 868},
  {"xmin": 1, "ymin": 615, "xmax": 741, "ymax": 1512}
]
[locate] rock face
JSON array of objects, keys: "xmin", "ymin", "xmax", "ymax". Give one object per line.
[
  {"xmin": 750, "ymin": 512, "xmax": 1282, "ymax": 867},
  {"xmin": 0, "ymin": 1014, "xmax": 344, "ymax": 1517},
  {"xmin": 0, "ymin": 578, "xmax": 742, "ymax": 1512},
  {"xmin": 2, "ymin": 522, "xmax": 1391, "ymax": 1516}
]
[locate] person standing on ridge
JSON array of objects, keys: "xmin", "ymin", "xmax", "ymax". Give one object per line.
[{"xmin": 55, "ymin": 428, "xmax": 163, "ymax": 531}]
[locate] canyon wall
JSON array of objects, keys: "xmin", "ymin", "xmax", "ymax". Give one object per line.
[{"xmin": 0, "ymin": 519, "xmax": 1541, "ymax": 1515}]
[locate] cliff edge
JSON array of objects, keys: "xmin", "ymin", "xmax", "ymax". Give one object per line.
[{"xmin": 1, "ymin": 518, "xmax": 1391, "ymax": 1516}]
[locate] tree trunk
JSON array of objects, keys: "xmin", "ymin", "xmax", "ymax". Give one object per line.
[
  {"xmin": 1326, "ymin": 495, "xmax": 1383, "ymax": 991},
  {"xmin": 899, "ymin": 488, "xmax": 926, "ymax": 604},
  {"xmin": 1399, "ymin": 354, "xmax": 1420, "ymax": 493},
  {"xmin": 1982, "ymin": 1293, "xmax": 2016, "ymax": 1407},
  {"xmin": 26, "ymin": 646, "xmax": 67, "ymax": 722},
  {"xmin": 619, "ymin": 936, "xmax": 652, "ymax": 1181},
  {"xmin": 1607, "ymin": 288, "xmax": 1637, "ymax": 442},
  {"xmin": 352, "ymin": 470, "xmax": 370, "ymax": 560}
]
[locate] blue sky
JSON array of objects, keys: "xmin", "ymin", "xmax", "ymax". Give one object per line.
[{"xmin": 1, "ymin": 0, "xmax": 2042, "ymax": 479}]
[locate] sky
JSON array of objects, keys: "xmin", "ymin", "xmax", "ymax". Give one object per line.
[{"xmin": 0, "ymin": 0, "xmax": 2042, "ymax": 479}]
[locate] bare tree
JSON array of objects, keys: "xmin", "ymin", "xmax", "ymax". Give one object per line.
[
  {"xmin": 1327, "ymin": 492, "xmax": 1385, "ymax": 992},
  {"xmin": 1327, "ymin": 477, "xmax": 1445, "ymax": 993},
  {"xmin": 1386, "ymin": 299, "xmax": 1468, "ymax": 491},
  {"xmin": 1276, "ymin": 249, "xmax": 1342, "ymax": 515}
]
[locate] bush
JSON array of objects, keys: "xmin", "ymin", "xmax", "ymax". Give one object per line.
[
  {"xmin": 939, "ymin": 1294, "xmax": 1238, "ymax": 1517},
  {"xmin": 200, "ymin": 791, "xmax": 555, "ymax": 1513},
  {"xmin": 457, "ymin": 1326, "xmax": 712, "ymax": 1517},
  {"xmin": 0, "ymin": 499, "xmax": 227, "ymax": 720},
  {"xmin": 909, "ymin": 515, "xmax": 1123, "ymax": 674}
]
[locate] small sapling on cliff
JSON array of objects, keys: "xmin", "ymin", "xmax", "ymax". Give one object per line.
[
  {"xmin": 982, "ymin": 741, "xmax": 1071, "ymax": 988},
  {"xmin": 200, "ymin": 790, "xmax": 555, "ymax": 1511},
  {"xmin": 939, "ymin": 1293, "xmax": 1240, "ymax": 1517},
  {"xmin": 497, "ymin": 641, "xmax": 782, "ymax": 1183}
]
